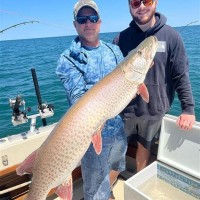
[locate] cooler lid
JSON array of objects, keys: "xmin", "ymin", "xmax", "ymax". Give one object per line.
[{"xmin": 157, "ymin": 114, "xmax": 200, "ymax": 179}]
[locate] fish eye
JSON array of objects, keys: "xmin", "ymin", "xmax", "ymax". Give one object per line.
[{"xmin": 137, "ymin": 50, "xmax": 142, "ymax": 55}]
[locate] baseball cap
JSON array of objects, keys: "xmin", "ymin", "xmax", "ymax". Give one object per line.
[{"xmin": 74, "ymin": 0, "xmax": 99, "ymax": 18}]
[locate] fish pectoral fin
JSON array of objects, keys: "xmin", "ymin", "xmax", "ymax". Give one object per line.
[
  {"xmin": 54, "ymin": 175, "xmax": 73, "ymax": 200},
  {"xmin": 16, "ymin": 149, "xmax": 38, "ymax": 175},
  {"xmin": 137, "ymin": 83, "xmax": 149, "ymax": 103},
  {"xmin": 92, "ymin": 124, "xmax": 104, "ymax": 155}
]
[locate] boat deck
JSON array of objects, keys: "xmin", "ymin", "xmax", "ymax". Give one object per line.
[
  {"xmin": 1, "ymin": 114, "xmax": 199, "ymax": 199},
  {"xmin": 0, "ymin": 141, "xmax": 157, "ymax": 200},
  {"xmin": 17, "ymin": 156, "xmax": 137, "ymax": 200}
]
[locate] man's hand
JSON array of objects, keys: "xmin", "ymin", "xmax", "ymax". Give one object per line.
[{"xmin": 176, "ymin": 114, "xmax": 196, "ymax": 130}]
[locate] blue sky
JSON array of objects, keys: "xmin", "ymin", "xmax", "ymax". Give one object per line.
[{"xmin": 0, "ymin": 0, "xmax": 199, "ymax": 41}]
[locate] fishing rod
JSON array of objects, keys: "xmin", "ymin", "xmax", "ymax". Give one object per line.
[
  {"xmin": 31, "ymin": 68, "xmax": 47, "ymax": 126},
  {"xmin": 0, "ymin": 10, "xmax": 68, "ymax": 30},
  {"xmin": 0, "ymin": 21, "xmax": 39, "ymax": 34},
  {"xmin": 179, "ymin": 20, "xmax": 199, "ymax": 32},
  {"xmin": 9, "ymin": 69, "xmax": 54, "ymax": 130}
]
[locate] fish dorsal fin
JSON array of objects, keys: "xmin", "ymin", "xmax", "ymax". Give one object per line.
[{"xmin": 54, "ymin": 175, "xmax": 73, "ymax": 200}]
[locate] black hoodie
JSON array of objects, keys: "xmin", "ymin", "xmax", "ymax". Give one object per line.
[{"xmin": 118, "ymin": 13, "xmax": 195, "ymax": 119}]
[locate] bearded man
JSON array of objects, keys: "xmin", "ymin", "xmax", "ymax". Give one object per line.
[{"xmin": 113, "ymin": 0, "xmax": 195, "ymax": 172}]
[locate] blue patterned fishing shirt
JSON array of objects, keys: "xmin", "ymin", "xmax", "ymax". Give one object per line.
[{"xmin": 56, "ymin": 37, "xmax": 124, "ymax": 137}]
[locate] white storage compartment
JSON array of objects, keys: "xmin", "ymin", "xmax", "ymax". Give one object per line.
[{"xmin": 124, "ymin": 114, "xmax": 200, "ymax": 200}]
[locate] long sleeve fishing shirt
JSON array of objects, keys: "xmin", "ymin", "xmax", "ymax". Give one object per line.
[{"xmin": 56, "ymin": 37, "xmax": 124, "ymax": 137}]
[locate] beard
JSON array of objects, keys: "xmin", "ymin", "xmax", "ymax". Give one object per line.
[{"xmin": 133, "ymin": 7, "xmax": 156, "ymax": 25}]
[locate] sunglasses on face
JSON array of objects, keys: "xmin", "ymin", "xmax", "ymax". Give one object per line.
[
  {"xmin": 75, "ymin": 15, "xmax": 99, "ymax": 24},
  {"xmin": 130, "ymin": 0, "xmax": 154, "ymax": 9}
]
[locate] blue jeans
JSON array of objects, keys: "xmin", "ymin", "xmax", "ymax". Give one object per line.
[{"xmin": 81, "ymin": 121, "xmax": 127, "ymax": 200}]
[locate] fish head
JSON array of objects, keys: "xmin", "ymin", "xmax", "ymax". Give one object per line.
[{"xmin": 121, "ymin": 36, "xmax": 158, "ymax": 84}]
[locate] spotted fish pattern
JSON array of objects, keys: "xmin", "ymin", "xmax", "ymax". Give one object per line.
[{"xmin": 16, "ymin": 36, "xmax": 158, "ymax": 200}]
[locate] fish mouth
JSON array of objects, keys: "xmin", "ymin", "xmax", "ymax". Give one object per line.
[
  {"xmin": 150, "ymin": 36, "xmax": 158, "ymax": 52},
  {"xmin": 152, "ymin": 36, "xmax": 158, "ymax": 43},
  {"xmin": 150, "ymin": 36, "xmax": 158, "ymax": 59}
]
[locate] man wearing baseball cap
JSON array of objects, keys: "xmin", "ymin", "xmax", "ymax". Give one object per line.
[
  {"xmin": 56, "ymin": 0, "xmax": 127, "ymax": 199},
  {"xmin": 73, "ymin": 0, "xmax": 99, "ymax": 18}
]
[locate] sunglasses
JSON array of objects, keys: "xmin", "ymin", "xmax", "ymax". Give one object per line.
[
  {"xmin": 130, "ymin": 0, "xmax": 154, "ymax": 9},
  {"xmin": 75, "ymin": 15, "xmax": 99, "ymax": 24}
]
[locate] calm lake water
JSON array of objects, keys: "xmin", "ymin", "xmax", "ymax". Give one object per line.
[{"xmin": 0, "ymin": 26, "xmax": 199, "ymax": 138}]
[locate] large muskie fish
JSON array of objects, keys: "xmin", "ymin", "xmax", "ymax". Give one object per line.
[{"xmin": 16, "ymin": 36, "xmax": 158, "ymax": 200}]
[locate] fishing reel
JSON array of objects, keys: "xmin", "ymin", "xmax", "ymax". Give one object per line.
[
  {"xmin": 9, "ymin": 96, "xmax": 29, "ymax": 126},
  {"xmin": 9, "ymin": 68, "xmax": 54, "ymax": 131},
  {"xmin": 9, "ymin": 96, "xmax": 54, "ymax": 127},
  {"xmin": 38, "ymin": 103, "xmax": 54, "ymax": 119}
]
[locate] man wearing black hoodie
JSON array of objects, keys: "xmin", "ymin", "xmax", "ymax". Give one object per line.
[{"xmin": 114, "ymin": 0, "xmax": 195, "ymax": 172}]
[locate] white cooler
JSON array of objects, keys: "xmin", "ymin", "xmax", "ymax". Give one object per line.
[{"xmin": 124, "ymin": 114, "xmax": 200, "ymax": 200}]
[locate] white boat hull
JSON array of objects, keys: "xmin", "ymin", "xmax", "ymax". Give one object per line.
[{"xmin": 0, "ymin": 123, "xmax": 56, "ymax": 173}]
